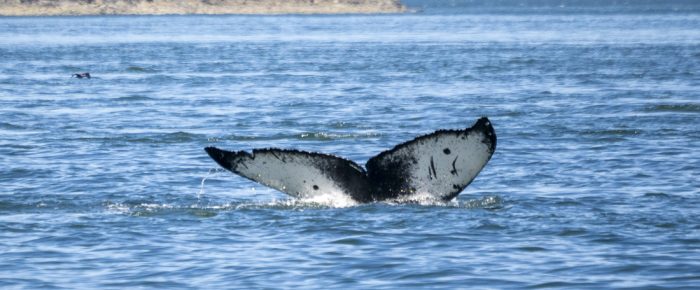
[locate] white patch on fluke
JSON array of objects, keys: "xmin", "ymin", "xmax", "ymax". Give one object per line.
[
  {"xmin": 205, "ymin": 148, "xmax": 369, "ymax": 201},
  {"xmin": 233, "ymin": 152, "xmax": 345, "ymax": 198}
]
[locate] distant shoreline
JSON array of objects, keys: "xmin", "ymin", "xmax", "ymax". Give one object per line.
[{"xmin": 0, "ymin": 0, "xmax": 406, "ymax": 16}]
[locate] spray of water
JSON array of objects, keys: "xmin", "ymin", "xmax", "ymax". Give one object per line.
[{"xmin": 197, "ymin": 168, "xmax": 222, "ymax": 200}]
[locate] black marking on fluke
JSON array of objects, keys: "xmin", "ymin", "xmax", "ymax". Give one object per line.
[
  {"xmin": 270, "ymin": 150, "xmax": 282, "ymax": 161},
  {"xmin": 205, "ymin": 117, "xmax": 496, "ymax": 203},
  {"xmin": 450, "ymin": 156, "xmax": 459, "ymax": 176},
  {"xmin": 429, "ymin": 156, "xmax": 437, "ymax": 180}
]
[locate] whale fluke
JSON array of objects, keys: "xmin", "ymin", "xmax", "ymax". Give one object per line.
[{"xmin": 205, "ymin": 117, "xmax": 496, "ymax": 203}]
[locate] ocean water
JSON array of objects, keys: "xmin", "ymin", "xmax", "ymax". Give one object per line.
[{"xmin": 1, "ymin": 3, "xmax": 699, "ymax": 289}]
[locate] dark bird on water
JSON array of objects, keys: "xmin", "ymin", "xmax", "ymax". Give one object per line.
[{"xmin": 72, "ymin": 72, "xmax": 91, "ymax": 79}]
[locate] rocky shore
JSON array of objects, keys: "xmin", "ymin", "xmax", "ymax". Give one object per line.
[{"xmin": 0, "ymin": 0, "xmax": 405, "ymax": 16}]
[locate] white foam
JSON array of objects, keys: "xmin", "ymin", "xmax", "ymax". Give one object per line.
[{"xmin": 297, "ymin": 191, "xmax": 360, "ymax": 208}]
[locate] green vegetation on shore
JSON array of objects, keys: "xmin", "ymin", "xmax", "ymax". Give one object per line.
[{"xmin": 0, "ymin": 0, "xmax": 405, "ymax": 16}]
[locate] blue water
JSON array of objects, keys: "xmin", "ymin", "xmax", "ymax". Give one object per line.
[{"xmin": 1, "ymin": 2, "xmax": 700, "ymax": 289}]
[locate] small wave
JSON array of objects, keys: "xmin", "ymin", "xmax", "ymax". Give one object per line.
[
  {"xmin": 124, "ymin": 132, "xmax": 205, "ymax": 143},
  {"xmin": 126, "ymin": 66, "xmax": 158, "ymax": 73},
  {"xmin": 105, "ymin": 202, "xmax": 219, "ymax": 217},
  {"xmin": 74, "ymin": 131, "xmax": 205, "ymax": 144},
  {"xmin": 386, "ymin": 194, "xmax": 504, "ymax": 209},
  {"xmin": 475, "ymin": 64, "xmax": 501, "ymax": 72},
  {"xmin": 499, "ymin": 110, "xmax": 525, "ymax": 117},
  {"xmin": 1, "ymin": 168, "xmax": 40, "ymax": 179},
  {"xmin": 1, "ymin": 166, "xmax": 55, "ymax": 180},
  {"xmin": 104, "ymin": 194, "xmax": 505, "ymax": 216},
  {"xmin": 342, "ymin": 86, "xmax": 365, "ymax": 93},
  {"xmin": 255, "ymin": 194, "xmax": 503, "ymax": 210},
  {"xmin": 462, "ymin": 195, "xmax": 504, "ymax": 209},
  {"xmin": 475, "ymin": 221, "xmax": 507, "ymax": 230},
  {"xmin": 296, "ymin": 131, "xmax": 381, "ymax": 141},
  {"xmin": 654, "ymin": 222, "xmax": 678, "ymax": 229},
  {"xmin": 217, "ymin": 134, "xmax": 286, "ymax": 141},
  {"xmin": 228, "ymin": 200, "xmax": 338, "ymax": 210},
  {"xmin": 219, "ymin": 131, "xmax": 381, "ymax": 142},
  {"xmin": 557, "ymin": 228, "xmax": 588, "ymax": 236},
  {"xmin": 581, "ymin": 129, "xmax": 641, "ymax": 136},
  {"xmin": 159, "ymin": 131, "xmax": 206, "ymax": 143},
  {"xmin": 0, "ymin": 196, "xmax": 90, "ymax": 212},
  {"xmin": 124, "ymin": 132, "xmax": 203, "ymax": 144},
  {"xmin": 0, "ymin": 122, "xmax": 25, "ymax": 130},
  {"xmin": 104, "ymin": 198, "xmax": 352, "ymax": 216},
  {"xmin": 642, "ymin": 192, "xmax": 671, "ymax": 199},
  {"xmin": 644, "ymin": 103, "xmax": 700, "ymax": 113},
  {"xmin": 113, "ymin": 95, "xmax": 156, "ymax": 101},
  {"xmin": 328, "ymin": 121, "xmax": 365, "ymax": 129},
  {"xmin": 329, "ymin": 237, "xmax": 367, "ymax": 246},
  {"xmin": 529, "ymin": 281, "xmax": 592, "ymax": 288},
  {"xmin": 516, "ymin": 246, "xmax": 547, "ymax": 252},
  {"xmin": 506, "ymin": 57, "xmax": 536, "ymax": 65},
  {"xmin": 58, "ymin": 65, "xmax": 83, "ymax": 71}
]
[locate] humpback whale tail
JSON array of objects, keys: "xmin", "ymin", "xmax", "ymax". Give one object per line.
[{"xmin": 205, "ymin": 117, "xmax": 496, "ymax": 203}]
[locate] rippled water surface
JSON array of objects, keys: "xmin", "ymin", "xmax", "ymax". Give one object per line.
[{"xmin": 1, "ymin": 4, "xmax": 699, "ymax": 289}]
